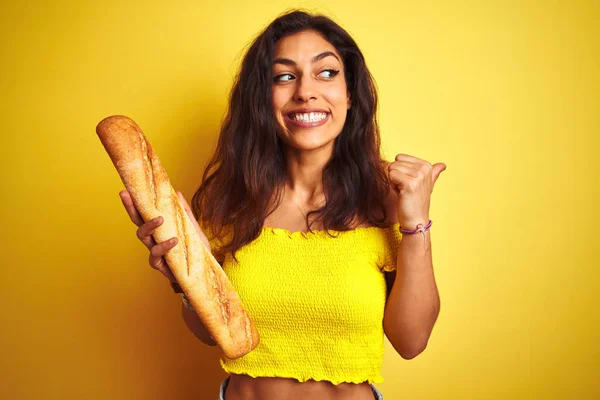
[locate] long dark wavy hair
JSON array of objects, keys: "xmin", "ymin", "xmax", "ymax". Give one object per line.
[{"xmin": 191, "ymin": 9, "xmax": 391, "ymax": 261}]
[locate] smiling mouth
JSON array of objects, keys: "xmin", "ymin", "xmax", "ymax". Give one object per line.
[{"xmin": 284, "ymin": 112, "xmax": 330, "ymax": 127}]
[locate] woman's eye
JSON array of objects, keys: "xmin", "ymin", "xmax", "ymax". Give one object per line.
[
  {"xmin": 318, "ymin": 69, "xmax": 340, "ymax": 79},
  {"xmin": 274, "ymin": 73, "xmax": 295, "ymax": 82}
]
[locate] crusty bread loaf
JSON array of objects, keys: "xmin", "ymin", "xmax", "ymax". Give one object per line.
[{"xmin": 96, "ymin": 115, "xmax": 259, "ymax": 359}]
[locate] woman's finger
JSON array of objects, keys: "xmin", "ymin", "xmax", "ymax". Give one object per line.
[
  {"xmin": 149, "ymin": 238, "xmax": 179, "ymax": 281},
  {"xmin": 389, "ymin": 162, "xmax": 419, "ymax": 178},
  {"xmin": 119, "ymin": 190, "xmax": 145, "ymax": 227},
  {"xmin": 150, "ymin": 237, "xmax": 178, "ymax": 259},
  {"xmin": 148, "ymin": 254, "xmax": 177, "ymax": 282},
  {"xmin": 395, "ymin": 153, "xmax": 423, "ymax": 163},
  {"xmin": 389, "ymin": 168, "xmax": 418, "ymax": 192},
  {"xmin": 136, "ymin": 217, "xmax": 162, "ymax": 249}
]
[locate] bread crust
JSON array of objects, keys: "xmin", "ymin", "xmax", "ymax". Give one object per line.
[{"xmin": 96, "ymin": 115, "xmax": 259, "ymax": 359}]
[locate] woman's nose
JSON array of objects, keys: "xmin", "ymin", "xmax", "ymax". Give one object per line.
[{"xmin": 294, "ymin": 77, "xmax": 317, "ymax": 102}]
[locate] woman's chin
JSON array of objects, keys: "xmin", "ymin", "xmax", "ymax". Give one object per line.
[{"xmin": 281, "ymin": 137, "xmax": 336, "ymax": 154}]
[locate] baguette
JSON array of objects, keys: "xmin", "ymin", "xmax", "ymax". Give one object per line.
[{"xmin": 96, "ymin": 115, "xmax": 259, "ymax": 359}]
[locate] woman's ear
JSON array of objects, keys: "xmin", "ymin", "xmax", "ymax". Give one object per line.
[{"xmin": 347, "ymin": 93, "xmax": 352, "ymax": 110}]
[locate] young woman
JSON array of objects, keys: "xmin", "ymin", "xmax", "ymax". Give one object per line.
[{"xmin": 120, "ymin": 9, "xmax": 445, "ymax": 400}]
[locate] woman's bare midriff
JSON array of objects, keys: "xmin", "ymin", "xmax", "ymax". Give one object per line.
[{"xmin": 223, "ymin": 374, "xmax": 376, "ymax": 400}]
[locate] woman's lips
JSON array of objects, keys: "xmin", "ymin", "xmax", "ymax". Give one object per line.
[{"xmin": 284, "ymin": 113, "xmax": 330, "ymax": 128}]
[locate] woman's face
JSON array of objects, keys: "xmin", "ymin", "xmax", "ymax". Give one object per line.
[{"xmin": 272, "ymin": 30, "xmax": 350, "ymax": 152}]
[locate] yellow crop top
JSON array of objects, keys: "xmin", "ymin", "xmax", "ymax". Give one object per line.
[{"xmin": 204, "ymin": 223, "xmax": 403, "ymax": 385}]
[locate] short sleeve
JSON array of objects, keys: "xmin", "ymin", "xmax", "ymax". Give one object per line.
[{"xmin": 378, "ymin": 224, "xmax": 403, "ymax": 272}]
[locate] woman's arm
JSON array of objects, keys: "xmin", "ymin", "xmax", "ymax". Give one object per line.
[
  {"xmin": 382, "ymin": 155, "xmax": 445, "ymax": 359},
  {"xmin": 383, "ymin": 230, "xmax": 440, "ymax": 359},
  {"xmin": 181, "ymin": 303, "xmax": 217, "ymax": 346}
]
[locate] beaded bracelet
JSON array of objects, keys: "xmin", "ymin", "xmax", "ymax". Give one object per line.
[
  {"xmin": 181, "ymin": 293, "xmax": 195, "ymax": 311},
  {"xmin": 399, "ymin": 219, "xmax": 432, "ymax": 234},
  {"xmin": 170, "ymin": 281, "xmax": 195, "ymax": 310},
  {"xmin": 399, "ymin": 220, "xmax": 432, "ymax": 251}
]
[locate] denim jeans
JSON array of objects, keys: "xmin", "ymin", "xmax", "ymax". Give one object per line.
[{"xmin": 218, "ymin": 376, "xmax": 384, "ymax": 399}]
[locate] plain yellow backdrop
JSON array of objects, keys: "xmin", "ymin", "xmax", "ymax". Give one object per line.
[{"xmin": 1, "ymin": 0, "xmax": 598, "ymax": 399}]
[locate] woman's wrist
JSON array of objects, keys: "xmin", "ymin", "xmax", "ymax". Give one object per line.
[
  {"xmin": 399, "ymin": 219, "xmax": 432, "ymax": 251},
  {"xmin": 398, "ymin": 218, "xmax": 430, "ymax": 231},
  {"xmin": 170, "ymin": 281, "xmax": 183, "ymax": 293}
]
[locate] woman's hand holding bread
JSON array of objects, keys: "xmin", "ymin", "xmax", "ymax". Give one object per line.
[{"xmin": 119, "ymin": 189, "xmax": 210, "ymax": 283}]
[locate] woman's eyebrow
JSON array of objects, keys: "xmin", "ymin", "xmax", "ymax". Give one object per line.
[{"xmin": 273, "ymin": 51, "xmax": 340, "ymax": 66}]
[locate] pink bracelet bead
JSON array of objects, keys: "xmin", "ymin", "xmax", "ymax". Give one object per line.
[{"xmin": 399, "ymin": 220, "xmax": 433, "ymax": 234}]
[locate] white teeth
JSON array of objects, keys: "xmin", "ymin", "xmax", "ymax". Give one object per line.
[{"xmin": 291, "ymin": 112, "xmax": 327, "ymax": 122}]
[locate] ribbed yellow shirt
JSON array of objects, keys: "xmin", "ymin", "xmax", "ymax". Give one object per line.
[{"xmin": 207, "ymin": 223, "xmax": 403, "ymax": 385}]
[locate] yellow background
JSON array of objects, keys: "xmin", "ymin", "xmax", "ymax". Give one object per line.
[{"xmin": 1, "ymin": 0, "xmax": 598, "ymax": 398}]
